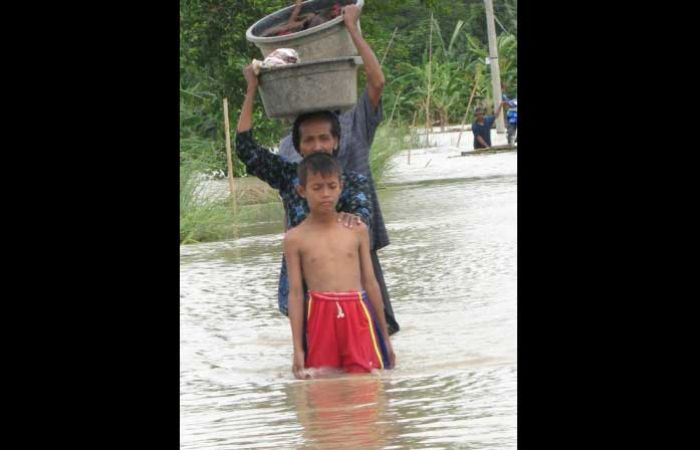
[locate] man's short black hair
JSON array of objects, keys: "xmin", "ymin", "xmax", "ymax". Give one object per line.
[
  {"xmin": 292, "ymin": 110, "xmax": 341, "ymax": 155},
  {"xmin": 297, "ymin": 152, "xmax": 343, "ymax": 187}
]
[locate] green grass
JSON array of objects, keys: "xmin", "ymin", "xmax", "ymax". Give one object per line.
[
  {"xmin": 180, "ymin": 161, "xmax": 238, "ymax": 244},
  {"xmin": 370, "ymin": 122, "xmax": 420, "ymax": 186},
  {"xmin": 180, "ymin": 158, "xmax": 285, "ymax": 245}
]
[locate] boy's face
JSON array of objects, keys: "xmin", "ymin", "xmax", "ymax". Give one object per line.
[
  {"xmin": 298, "ymin": 118, "xmax": 338, "ymax": 157},
  {"xmin": 297, "ymin": 171, "xmax": 342, "ymax": 214}
]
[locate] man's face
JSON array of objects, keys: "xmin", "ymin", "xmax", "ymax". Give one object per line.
[
  {"xmin": 297, "ymin": 171, "xmax": 342, "ymax": 214},
  {"xmin": 298, "ymin": 118, "xmax": 338, "ymax": 157}
]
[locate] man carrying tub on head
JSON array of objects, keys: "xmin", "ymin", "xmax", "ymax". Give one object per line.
[
  {"xmin": 278, "ymin": 3, "xmax": 401, "ymax": 336},
  {"xmin": 235, "ymin": 61, "xmax": 381, "ymax": 356}
]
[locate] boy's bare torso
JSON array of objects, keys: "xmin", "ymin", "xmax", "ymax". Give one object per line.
[{"xmin": 288, "ymin": 218, "xmax": 364, "ymax": 293}]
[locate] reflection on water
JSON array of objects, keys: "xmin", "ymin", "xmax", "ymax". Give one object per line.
[
  {"xmin": 289, "ymin": 375, "xmax": 392, "ymax": 449},
  {"xmin": 181, "ymin": 152, "xmax": 517, "ymax": 449}
]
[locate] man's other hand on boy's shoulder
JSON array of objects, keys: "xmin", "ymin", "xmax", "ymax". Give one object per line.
[
  {"xmin": 337, "ymin": 212, "xmax": 363, "ymax": 228},
  {"xmin": 349, "ymin": 218, "xmax": 368, "ymax": 233}
]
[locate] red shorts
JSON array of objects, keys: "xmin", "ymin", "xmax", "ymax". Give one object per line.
[{"xmin": 305, "ymin": 291, "xmax": 388, "ymax": 373}]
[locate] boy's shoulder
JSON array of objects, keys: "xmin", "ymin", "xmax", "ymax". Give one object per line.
[
  {"xmin": 351, "ymin": 219, "xmax": 369, "ymax": 236},
  {"xmin": 283, "ymin": 220, "xmax": 308, "ymax": 242},
  {"xmin": 284, "ymin": 217, "xmax": 318, "ymax": 240}
]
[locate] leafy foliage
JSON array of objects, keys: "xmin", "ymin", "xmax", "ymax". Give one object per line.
[{"xmin": 180, "ymin": 0, "xmax": 517, "ymax": 171}]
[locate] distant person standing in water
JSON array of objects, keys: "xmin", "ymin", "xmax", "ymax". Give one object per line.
[{"xmin": 472, "ymin": 101, "xmax": 506, "ymax": 149}]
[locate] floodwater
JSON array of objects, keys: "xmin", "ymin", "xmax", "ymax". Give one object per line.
[{"xmin": 180, "ymin": 148, "xmax": 517, "ymax": 449}]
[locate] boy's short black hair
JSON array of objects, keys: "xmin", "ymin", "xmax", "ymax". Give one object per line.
[
  {"xmin": 297, "ymin": 152, "xmax": 343, "ymax": 186},
  {"xmin": 292, "ymin": 110, "xmax": 341, "ymax": 155}
]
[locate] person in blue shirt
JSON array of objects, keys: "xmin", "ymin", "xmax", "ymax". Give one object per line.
[
  {"xmin": 472, "ymin": 101, "xmax": 506, "ymax": 149},
  {"xmin": 502, "ymin": 91, "xmax": 518, "ymax": 146}
]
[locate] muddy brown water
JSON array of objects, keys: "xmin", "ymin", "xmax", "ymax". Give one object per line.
[{"xmin": 181, "ymin": 150, "xmax": 517, "ymax": 449}]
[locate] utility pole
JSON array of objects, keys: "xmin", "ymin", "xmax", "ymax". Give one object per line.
[
  {"xmin": 426, "ymin": 12, "xmax": 433, "ymax": 147},
  {"xmin": 484, "ymin": 0, "xmax": 505, "ymax": 133}
]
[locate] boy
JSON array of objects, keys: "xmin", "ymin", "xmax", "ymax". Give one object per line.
[
  {"xmin": 284, "ymin": 153, "xmax": 396, "ymax": 379},
  {"xmin": 472, "ymin": 101, "xmax": 507, "ymax": 149}
]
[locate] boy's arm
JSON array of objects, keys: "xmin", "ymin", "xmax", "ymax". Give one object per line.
[
  {"xmin": 283, "ymin": 231, "xmax": 308, "ymax": 379},
  {"xmin": 264, "ymin": 0, "xmax": 304, "ymax": 36},
  {"xmin": 337, "ymin": 172, "xmax": 373, "ymax": 230},
  {"xmin": 357, "ymin": 223, "xmax": 395, "ymax": 368},
  {"xmin": 235, "ymin": 65, "xmax": 293, "ymax": 190}
]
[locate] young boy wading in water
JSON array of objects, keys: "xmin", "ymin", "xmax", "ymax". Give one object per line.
[{"xmin": 285, "ymin": 153, "xmax": 396, "ymax": 379}]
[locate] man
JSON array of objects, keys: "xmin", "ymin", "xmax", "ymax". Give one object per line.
[
  {"xmin": 235, "ymin": 65, "xmax": 375, "ymax": 332},
  {"xmin": 472, "ymin": 101, "xmax": 506, "ymax": 149},
  {"xmin": 278, "ymin": 4, "xmax": 400, "ymax": 335}
]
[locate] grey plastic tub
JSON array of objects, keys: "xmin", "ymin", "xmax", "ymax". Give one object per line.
[
  {"xmin": 246, "ymin": 0, "xmax": 364, "ymax": 61},
  {"xmin": 258, "ymin": 56, "xmax": 363, "ymax": 119}
]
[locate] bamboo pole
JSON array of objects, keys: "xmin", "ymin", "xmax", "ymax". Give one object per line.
[
  {"xmin": 387, "ymin": 89, "xmax": 402, "ymax": 126},
  {"xmin": 380, "ymin": 26, "xmax": 399, "ymax": 66},
  {"xmin": 222, "ymin": 98, "xmax": 237, "ymax": 214},
  {"xmin": 409, "ymin": 110, "xmax": 418, "ymax": 165},
  {"xmin": 456, "ymin": 72, "xmax": 481, "ymax": 146}
]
